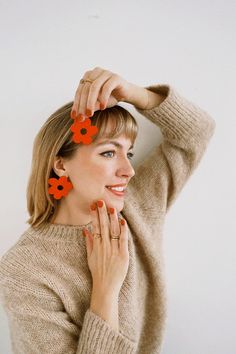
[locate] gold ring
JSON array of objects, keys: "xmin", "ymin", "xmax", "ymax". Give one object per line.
[
  {"xmin": 80, "ymin": 78, "xmax": 93, "ymax": 85},
  {"xmin": 93, "ymin": 232, "xmax": 120, "ymax": 240},
  {"xmin": 93, "ymin": 233, "xmax": 102, "ymax": 239},
  {"xmin": 111, "ymin": 233, "xmax": 120, "ymax": 240}
]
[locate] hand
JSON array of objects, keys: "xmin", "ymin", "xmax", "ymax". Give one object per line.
[
  {"xmin": 83, "ymin": 200, "xmax": 129, "ymax": 297},
  {"xmin": 71, "ymin": 66, "xmax": 131, "ymax": 120}
]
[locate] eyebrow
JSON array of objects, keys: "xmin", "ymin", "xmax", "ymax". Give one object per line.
[{"xmin": 95, "ymin": 140, "xmax": 134, "ymax": 150}]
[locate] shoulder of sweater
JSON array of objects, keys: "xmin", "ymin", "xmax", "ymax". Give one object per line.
[
  {"xmin": 0, "ymin": 225, "xmax": 88, "ymax": 292},
  {"xmin": 0, "ymin": 227, "xmax": 33, "ymax": 262},
  {"xmin": 0, "ymin": 227, "xmax": 54, "ymax": 287}
]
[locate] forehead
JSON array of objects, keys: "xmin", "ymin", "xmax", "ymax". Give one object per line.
[
  {"xmin": 93, "ymin": 138, "xmax": 134, "ymax": 150},
  {"xmin": 93, "ymin": 119, "xmax": 133, "ymax": 149}
]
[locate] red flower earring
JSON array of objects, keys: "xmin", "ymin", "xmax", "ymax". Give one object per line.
[
  {"xmin": 48, "ymin": 175, "xmax": 73, "ymax": 200},
  {"xmin": 48, "ymin": 110, "xmax": 99, "ymax": 200}
]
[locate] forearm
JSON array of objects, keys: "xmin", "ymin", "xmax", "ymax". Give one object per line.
[
  {"xmin": 90, "ymin": 289, "xmax": 119, "ymax": 332},
  {"xmin": 125, "ymin": 82, "xmax": 166, "ymax": 109}
]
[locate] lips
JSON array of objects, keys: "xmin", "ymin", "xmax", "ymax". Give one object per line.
[
  {"xmin": 106, "ymin": 186, "xmax": 126, "ymax": 197},
  {"xmin": 106, "ymin": 184, "xmax": 127, "ymax": 188}
]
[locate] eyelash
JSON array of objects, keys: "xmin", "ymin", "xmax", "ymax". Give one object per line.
[{"xmin": 100, "ymin": 150, "xmax": 134, "ymax": 160}]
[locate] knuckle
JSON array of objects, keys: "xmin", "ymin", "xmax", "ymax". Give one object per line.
[
  {"xmin": 112, "ymin": 73, "xmax": 119, "ymax": 80},
  {"xmin": 94, "ymin": 66, "xmax": 103, "ymax": 71},
  {"xmin": 85, "ymin": 70, "xmax": 92, "ymax": 76}
]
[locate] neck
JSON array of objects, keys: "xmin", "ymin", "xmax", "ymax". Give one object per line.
[{"xmin": 51, "ymin": 198, "xmax": 92, "ymax": 227}]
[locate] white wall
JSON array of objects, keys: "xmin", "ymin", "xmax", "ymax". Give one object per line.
[{"xmin": 0, "ymin": 0, "xmax": 235, "ymax": 353}]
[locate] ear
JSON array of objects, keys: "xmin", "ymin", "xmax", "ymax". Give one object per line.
[{"xmin": 52, "ymin": 155, "xmax": 67, "ymax": 177}]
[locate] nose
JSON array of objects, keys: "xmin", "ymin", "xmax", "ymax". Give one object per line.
[{"xmin": 119, "ymin": 157, "xmax": 135, "ymax": 179}]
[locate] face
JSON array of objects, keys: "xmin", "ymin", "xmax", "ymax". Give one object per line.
[{"xmin": 54, "ymin": 121, "xmax": 136, "ymax": 218}]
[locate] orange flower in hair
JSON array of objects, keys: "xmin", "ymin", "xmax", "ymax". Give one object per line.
[
  {"xmin": 48, "ymin": 176, "xmax": 73, "ymax": 200},
  {"xmin": 70, "ymin": 117, "xmax": 98, "ymax": 145}
]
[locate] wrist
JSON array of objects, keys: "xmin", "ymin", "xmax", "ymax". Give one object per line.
[
  {"xmin": 124, "ymin": 82, "xmax": 166, "ymax": 109},
  {"xmin": 124, "ymin": 83, "xmax": 149, "ymax": 109},
  {"xmin": 90, "ymin": 288, "xmax": 119, "ymax": 332},
  {"xmin": 91, "ymin": 287, "xmax": 119, "ymax": 304}
]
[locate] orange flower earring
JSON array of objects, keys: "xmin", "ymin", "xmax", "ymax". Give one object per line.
[
  {"xmin": 48, "ymin": 175, "xmax": 73, "ymax": 200},
  {"xmin": 48, "ymin": 108, "xmax": 99, "ymax": 199}
]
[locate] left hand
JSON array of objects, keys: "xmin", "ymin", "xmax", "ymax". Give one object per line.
[{"xmin": 71, "ymin": 67, "xmax": 131, "ymax": 121}]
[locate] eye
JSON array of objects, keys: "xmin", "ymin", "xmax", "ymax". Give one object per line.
[{"xmin": 100, "ymin": 150, "xmax": 134, "ymax": 160}]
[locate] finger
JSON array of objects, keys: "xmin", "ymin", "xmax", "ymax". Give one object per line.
[
  {"xmin": 108, "ymin": 207, "xmax": 120, "ymax": 254},
  {"xmin": 71, "ymin": 70, "xmax": 92, "ymax": 119},
  {"xmin": 96, "ymin": 200, "xmax": 110, "ymax": 248},
  {"xmin": 99, "ymin": 74, "xmax": 123, "ymax": 107},
  {"xmin": 78, "ymin": 97, "xmax": 103, "ymax": 123},
  {"xmin": 90, "ymin": 203, "xmax": 102, "ymax": 250},
  {"xmin": 86, "ymin": 71, "xmax": 112, "ymax": 116},
  {"xmin": 119, "ymin": 218, "xmax": 129, "ymax": 256},
  {"xmin": 78, "ymin": 82, "xmax": 91, "ymax": 119},
  {"xmin": 83, "ymin": 228, "xmax": 93, "ymax": 258},
  {"xmin": 71, "ymin": 85, "xmax": 83, "ymax": 119},
  {"xmin": 73, "ymin": 68, "xmax": 103, "ymax": 120}
]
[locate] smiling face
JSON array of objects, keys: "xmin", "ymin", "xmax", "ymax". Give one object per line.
[{"xmin": 51, "ymin": 119, "xmax": 136, "ymax": 225}]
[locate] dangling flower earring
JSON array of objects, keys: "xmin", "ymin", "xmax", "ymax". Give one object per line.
[{"xmin": 48, "ymin": 175, "xmax": 73, "ymax": 200}]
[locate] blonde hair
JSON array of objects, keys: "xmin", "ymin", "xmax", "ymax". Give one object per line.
[{"xmin": 26, "ymin": 102, "xmax": 138, "ymax": 230}]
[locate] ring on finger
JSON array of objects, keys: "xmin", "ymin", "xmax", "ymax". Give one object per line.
[
  {"xmin": 111, "ymin": 232, "xmax": 120, "ymax": 240},
  {"xmin": 80, "ymin": 78, "xmax": 94, "ymax": 85},
  {"xmin": 94, "ymin": 232, "xmax": 102, "ymax": 239}
]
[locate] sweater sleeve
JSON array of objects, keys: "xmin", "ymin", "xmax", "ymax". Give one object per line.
[
  {"xmin": 127, "ymin": 83, "xmax": 216, "ymax": 215},
  {"xmin": 0, "ymin": 256, "xmax": 137, "ymax": 354}
]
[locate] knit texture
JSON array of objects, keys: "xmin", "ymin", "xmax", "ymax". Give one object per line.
[{"xmin": 0, "ymin": 84, "xmax": 216, "ymax": 354}]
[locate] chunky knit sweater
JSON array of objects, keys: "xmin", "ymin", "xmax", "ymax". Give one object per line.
[{"xmin": 0, "ymin": 83, "xmax": 216, "ymax": 354}]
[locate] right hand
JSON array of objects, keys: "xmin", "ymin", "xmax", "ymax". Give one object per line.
[
  {"xmin": 83, "ymin": 200, "xmax": 129, "ymax": 297},
  {"xmin": 71, "ymin": 66, "xmax": 131, "ymax": 119}
]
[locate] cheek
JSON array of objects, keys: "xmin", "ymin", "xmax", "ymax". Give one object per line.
[
  {"xmin": 95, "ymin": 162, "xmax": 113, "ymax": 177},
  {"xmin": 70, "ymin": 157, "xmax": 114, "ymax": 189}
]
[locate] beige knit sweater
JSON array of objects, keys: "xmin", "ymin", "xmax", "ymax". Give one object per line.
[{"xmin": 0, "ymin": 83, "xmax": 216, "ymax": 354}]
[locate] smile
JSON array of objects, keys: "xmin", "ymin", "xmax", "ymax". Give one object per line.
[{"xmin": 105, "ymin": 186, "xmax": 126, "ymax": 197}]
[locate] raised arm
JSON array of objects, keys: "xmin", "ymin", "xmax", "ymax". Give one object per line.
[{"xmin": 122, "ymin": 83, "xmax": 216, "ymax": 225}]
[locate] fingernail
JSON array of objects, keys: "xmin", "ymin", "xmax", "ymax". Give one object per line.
[
  {"xmin": 90, "ymin": 203, "xmax": 97, "ymax": 211},
  {"xmin": 70, "ymin": 110, "xmax": 77, "ymax": 119},
  {"xmin": 77, "ymin": 114, "xmax": 84, "ymax": 121},
  {"xmin": 86, "ymin": 108, "xmax": 93, "ymax": 117},
  {"xmin": 100, "ymin": 103, "xmax": 105, "ymax": 110},
  {"xmin": 109, "ymin": 207, "xmax": 115, "ymax": 214},
  {"xmin": 82, "ymin": 228, "xmax": 87, "ymax": 237},
  {"xmin": 97, "ymin": 200, "xmax": 103, "ymax": 208},
  {"xmin": 121, "ymin": 219, "xmax": 125, "ymax": 225}
]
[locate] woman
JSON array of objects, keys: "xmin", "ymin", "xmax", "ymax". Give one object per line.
[{"xmin": 0, "ymin": 67, "xmax": 216, "ymax": 353}]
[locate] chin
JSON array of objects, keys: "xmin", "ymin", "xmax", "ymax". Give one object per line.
[{"xmin": 103, "ymin": 193, "xmax": 125, "ymax": 212}]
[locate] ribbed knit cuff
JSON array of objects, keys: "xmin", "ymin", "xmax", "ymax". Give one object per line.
[
  {"xmin": 135, "ymin": 84, "xmax": 216, "ymax": 148},
  {"xmin": 76, "ymin": 308, "xmax": 137, "ymax": 354}
]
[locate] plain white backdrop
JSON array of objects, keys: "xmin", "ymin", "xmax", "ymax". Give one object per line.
[{"xmin": 0, "ymin": 0, "xmax": 235, "ymax": 353}]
